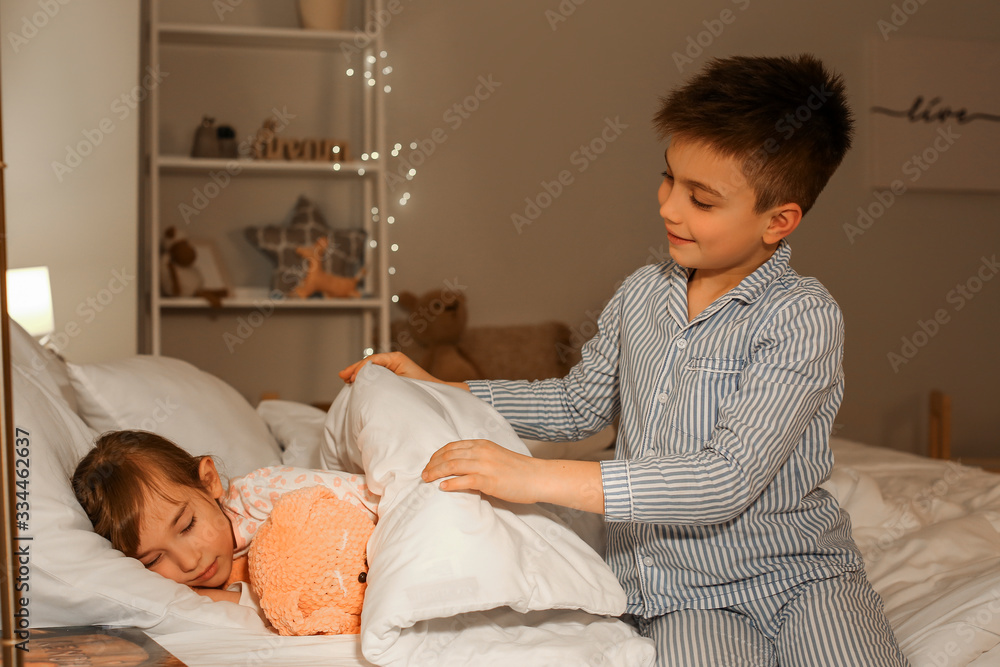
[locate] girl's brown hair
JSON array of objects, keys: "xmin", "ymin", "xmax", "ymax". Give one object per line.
[{"xmin": 72, "ymin": 430, "xmax": 212, "ymax": 557}]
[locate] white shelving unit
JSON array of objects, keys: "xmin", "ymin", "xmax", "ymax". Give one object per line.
[{"xmin": 141, "ymin": 0, "xmax": 391, "ymax": 392}]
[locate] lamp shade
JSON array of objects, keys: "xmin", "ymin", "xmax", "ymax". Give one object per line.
[{"xmin": 7, "ymin": 266, "xmax": 55, "ymax": 338}]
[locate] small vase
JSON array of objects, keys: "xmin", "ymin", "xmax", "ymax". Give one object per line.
[
  {"xmin": 297, "ymin": 0, "xmax": 348, "ymax": 31},
  {"xmin": 191, "ymin": 116, "xmax": 220, "ymax": 158}
]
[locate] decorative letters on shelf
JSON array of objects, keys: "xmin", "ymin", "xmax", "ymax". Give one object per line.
[{"xmin": 252, "ymin": 117, "xmax": 350, "ymax": 162}]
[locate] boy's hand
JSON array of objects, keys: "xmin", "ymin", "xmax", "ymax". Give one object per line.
[
  {"xmin": 192, "ymin": 587, "xmax": 241, "ymax": 603},
  {"xmin": 422, "ymin": 439, "xmax": 542, "ymax": 504},
  {"xmin": 422, "ymin": 440, "xmax": 605, "ymax": 514},
  {"xmin": 339, "ymin": 352, "xmax": 470, "ymax": 391},
  {"xmin": 339, "ymin": 352, "xmax": 435, "ymax": 383}
]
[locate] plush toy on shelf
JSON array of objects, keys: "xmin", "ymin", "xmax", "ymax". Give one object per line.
[
  {"xmin": 248, "ymin": 485, "xmax": 375, "ymax": 636},
  {"xmin": 292, "ymin": 237, "xmax": 365, "ymax": 299},
  {"xmin": 395, "ymin": 289, "xmax": 482, "ymax": 382},
  {"xmin": 159, "ymin": 226, "xmax": 227, "ymax": 307}
]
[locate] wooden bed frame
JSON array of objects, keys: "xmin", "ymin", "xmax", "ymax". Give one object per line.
[{"xmin": 929, "ymin": 390, "xmax": 999, "ymax": 473}]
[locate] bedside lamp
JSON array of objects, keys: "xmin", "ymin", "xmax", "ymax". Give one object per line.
[{"xmin": 6, "ymin": 266, "xmax": 55, "ymax": 343}]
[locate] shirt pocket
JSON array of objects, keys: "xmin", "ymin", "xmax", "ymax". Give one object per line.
[{"xmin": 668, "ymin": 357, "xmax": 745, "ymax": 443}]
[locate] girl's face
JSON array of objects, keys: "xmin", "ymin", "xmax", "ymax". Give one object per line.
[{"xmin": 134, "ymin": 458, "xmax": 235, "ymax": 590}]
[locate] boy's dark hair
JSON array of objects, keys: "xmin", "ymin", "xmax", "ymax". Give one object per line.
[
  {"xmin": 71, "ymin": 430, "xmax": 211, "ymax": 557},
  {"xmin": 653, "ymin": 54, "xmax": 854, "ymax": 215}
]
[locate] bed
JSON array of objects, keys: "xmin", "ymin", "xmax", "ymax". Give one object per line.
[{"xmin": 10, "ymin": 318, "xmax": 1000, "ymax": 666}]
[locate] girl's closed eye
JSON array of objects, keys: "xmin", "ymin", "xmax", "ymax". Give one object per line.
[{"xmin": 141, "ymin": 516, "xmax": 197, "ymax": 568}]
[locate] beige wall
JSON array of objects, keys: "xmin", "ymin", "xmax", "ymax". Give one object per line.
[
  {"xmin": 2, "ymin": 0, "xmax": 140, "ymax": 362},
  {"xmin": 5, "ymin": 0, "xmax": 999, "ymax": 459},
  {"xmin": 380, "ymin": 1, "xmax": 1000, "ymax": 458}
]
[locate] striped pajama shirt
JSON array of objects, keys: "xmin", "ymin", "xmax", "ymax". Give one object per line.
[{"xmin": 468, "ymin": 241, "xmax": 908, "ymax": 665}]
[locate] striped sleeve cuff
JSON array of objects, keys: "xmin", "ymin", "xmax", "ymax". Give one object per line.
[
  {"xmin": 600, "ymin": 458, "xmax": 632, "ymax": 521},
  {"xmin": 466, "ymin": 380, "xmax": 493, "ymax": 405}
]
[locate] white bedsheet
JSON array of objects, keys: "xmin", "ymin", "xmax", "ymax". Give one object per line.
[
  {"xmin": 152, "ymin": 425, "xmax": 1000, "ymax": 666},
  {"xmin": 155, "ymin": 629, "xmax": 371, "ymax": 666},
  {"xmin": 824, "ymin": 438, "xmax": 1000, "ymax": 667}
]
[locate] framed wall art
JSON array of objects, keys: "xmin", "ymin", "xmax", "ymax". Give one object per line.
[{"xmin": 868, "ymin": 37, "xmax": 1000, "ymax": 192}]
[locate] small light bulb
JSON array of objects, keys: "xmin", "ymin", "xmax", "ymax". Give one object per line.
[
  {"xmin": 384, "ymin": 85, "xmax": 392, "ymax": 93},
  {"xmin": 363, "ymin": 347, "xmax": 374, "ymax": 356},
  {"xmin": 369, "ymin": 240, "xmax": 378, "ymax": 248},
  {"xmin": 409, "ymin": 141, "xmax": 417, "ymax": 149},
  {"xmin": 367, "ymin": 55, "xmax": 377, "ymax": 64},
  {"xmin": 391, "ymin": 294, "xmax": 399, "ymax": 303},
  {"xmin": 388, "ymin": 267, "xmax": 396, "ymax": 275},
  {"xmin": 391, "ymin": 244, "xmax": 399, "ymax": 252},
  {"xmin": 358, "ymin": 168, "xmax": 365, "ymax": 175},
  {"xmin": 371, "ymin": 151, "xmax": 379, "ymax": 159},
  {"xmin": 380, "ymin": 50, "xmax": 388, "ymax": 58},
  {"xmin": 346, "ymin": 68, "xmax": 355, "ymax": 76}
]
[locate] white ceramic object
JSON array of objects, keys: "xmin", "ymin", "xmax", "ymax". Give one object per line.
[{"xmin": 297, "ymin": 0, "xmax": 348, "ymax": 31}]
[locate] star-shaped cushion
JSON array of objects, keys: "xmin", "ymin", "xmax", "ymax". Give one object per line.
[{"xmin": 245, "ymin": 195, "xmax": 367, "ymax": 294}]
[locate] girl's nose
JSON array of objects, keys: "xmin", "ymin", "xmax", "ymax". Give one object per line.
[{"xmin": 176, "ymin": 547, "xmax": 200, "ymax": 573}]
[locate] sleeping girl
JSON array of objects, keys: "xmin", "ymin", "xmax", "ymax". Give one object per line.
[{"xmin": 71, "ymin": 429, "xmax": 379, "ymax": 634}]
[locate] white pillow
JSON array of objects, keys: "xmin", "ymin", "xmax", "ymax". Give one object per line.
[
  {"xmin": 67, "ymin": 355, "xmax": 281, "ymax": 478},
  {"xmin": 326, "ymin": 367, "xmax": 653, "ymax": 665},
  {"xmin": 13, "ymin": 368, "xmax": 268, "ymax": 632},
  {"xmin": 255, "ymin": 399, "xmax": 327, "ymax": 469},
  {"xmin": 8, "ymin": 318, "xmax": 78, "ymax": 412}
]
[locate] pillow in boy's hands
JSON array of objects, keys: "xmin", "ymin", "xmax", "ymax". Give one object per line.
[{"xmin": 248, "ymin": 485, "xmax": 375, "ymax": 636}]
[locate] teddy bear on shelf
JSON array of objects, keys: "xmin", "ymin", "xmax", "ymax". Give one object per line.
[
  {"xmin": 248, "ymin": 485, "xmax": 375, "ymax": 636},
  {"xmin": 292, "ymin": 237, "xmax": 366, "ymax": 299},
  {"xmin": 159, "ymin": 226, "xmax": 227, "ymax": 307},
  {"xmin": 395, "ymin": 289, "xmax": 482, "ymax": 382}
]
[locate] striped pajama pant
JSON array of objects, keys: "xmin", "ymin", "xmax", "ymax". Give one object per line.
[{"xmin": 626, "ymin": 570, "xmax": 910, "ymax": 666}]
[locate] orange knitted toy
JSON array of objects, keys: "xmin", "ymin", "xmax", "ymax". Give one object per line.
[{"xmin": 247, "ymin": 485, "xmax": 375, "ymax": 636}]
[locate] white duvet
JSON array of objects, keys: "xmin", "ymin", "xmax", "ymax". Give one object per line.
[
  {"xmin": 824, "ymin": 439, "xmax": 1000, "ymax": 667},
  {"xmin": 323, "ymin": 365, "xmax": 655, "ymax": 667}
]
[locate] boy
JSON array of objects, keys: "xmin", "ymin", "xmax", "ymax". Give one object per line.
[{"xmin": 341, "ymin": 55, "xmax": 908, "ymax": 665}]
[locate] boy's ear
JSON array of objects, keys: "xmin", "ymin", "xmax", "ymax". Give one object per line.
[
  {"xmin": 198, "ymin": 457, "xmax": 224, "ymax": 499},
  {"xmin": 763, "ymin": 202, "xmax": 802, "ymax": 244}
]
